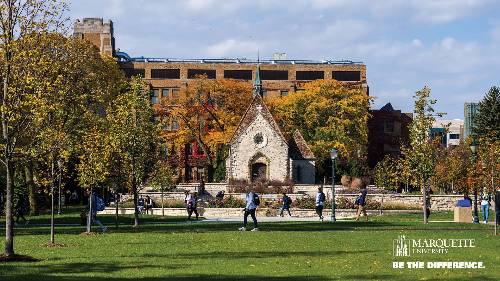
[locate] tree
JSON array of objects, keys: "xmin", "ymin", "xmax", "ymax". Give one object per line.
[
  {"xmin": 109, "ymin": 77, "xmax": 157, "ymax": 227},
  {"xmin": 157, "ymin": 77, "xmax": 252, "ymax": 181},
  {"xmin": 406, "ymin": 87, "xmax": 443, "ymax": 224},
  {"xmin": 148, "ymin": 159, "xmax": 174, "ymax": 216},
  {"xmin": 473, "ymin": 86, "xmax": 500, "ymax": 142},
  {"xmin": 373, "ymin": 155, "xmax": 399, "ymax": 191},
  {"xmin": 0, "ymin": 0, "xmax": 67, "ymax": 257},
  {"xmin": 269, "ymin": 79, "xmax": 372, "ymax": 179}
]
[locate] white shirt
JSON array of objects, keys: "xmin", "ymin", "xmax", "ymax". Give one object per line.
[{"xmin": 316, "ymin": 192, "xmax": 324, "ymax": 206}]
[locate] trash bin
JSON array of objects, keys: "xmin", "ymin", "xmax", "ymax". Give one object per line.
[{"xmin": 454, "ymin": 199, "xmax": 472, "ymax": 223}]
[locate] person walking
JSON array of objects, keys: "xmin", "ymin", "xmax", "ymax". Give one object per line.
[
  {"xmin": 480, "ymin": 189, "xmax": 491, "ymax": 224},
  {"xmin": 186, "ymin": 192, "xmax": 199, "ymax": 220},
  {"xmin": 280, "ymin": 193, "xmax": 292, "ymax": 217},
  {"xmin": 14, "ymin": 195, "xmax": 29, "ymax": 225},
  {"xmin": 89, "ymin": 191, "xmax": 107, "ymax": 232},
  {"xmin": 315, "ymin": 187, "xmax": 326, "ymax": 221},
  {"xmin": 239, "ymin": 191, "xmax": 259, "ymax": 231},
  {"xmin": 355, "ymin": 182, "xmax": 368, "ymax": 221}
]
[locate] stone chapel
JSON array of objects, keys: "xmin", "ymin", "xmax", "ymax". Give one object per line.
[{"xmin": 226, "ymin": 65, "xmax": 316, "ymax": 184}]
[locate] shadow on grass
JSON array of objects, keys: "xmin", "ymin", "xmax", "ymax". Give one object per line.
[
  {"xmin": 1, "ymin": 273, "xmax": 497, "ymax": 281},
  {"xmin": 159, "ymin": 250, "xmax": 376, "ymax": 259}
]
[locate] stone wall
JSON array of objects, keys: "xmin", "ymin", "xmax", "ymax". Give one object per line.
[
  {"xmin": 132, "ymin": 189, "xmax": 471, "ymax": 211},
  {"xmin": 99, "ymin": 207, "xmax": 419, "ymax": 219}
]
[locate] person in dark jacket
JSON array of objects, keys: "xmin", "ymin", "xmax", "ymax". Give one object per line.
[
  {"xmin": 14, "ymin": 196, "xmax": 29, "ymax": 225},
  {"xmin": 355, "ymin": 181, "xmax": 368, "ymax": 221},
  {"xmin": 280, "ymin": 193, "xmax": 292, "ymax": 217}
]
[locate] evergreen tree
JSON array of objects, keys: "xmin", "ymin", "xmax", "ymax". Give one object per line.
[{"xmin": 473, "ymin": 86, "xmax": 500, "ymax": 142}]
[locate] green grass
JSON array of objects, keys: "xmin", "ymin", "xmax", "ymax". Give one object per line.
[{"xmin": 1, "ymin": 209, "xmax": 499, "ymax": 281}]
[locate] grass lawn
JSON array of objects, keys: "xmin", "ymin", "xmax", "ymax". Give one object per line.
[{"xmin": 0, "ymin": 208, "xmax": 498, "ymax": 281}]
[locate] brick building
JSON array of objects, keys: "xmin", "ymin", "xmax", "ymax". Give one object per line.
[
  {"xmin": 367, "ymin": 103, "xmax": 412, "ymax": 168},
  {"xmin": 73, "ymin": 18, "xmax": 369, "ymax": 183}
]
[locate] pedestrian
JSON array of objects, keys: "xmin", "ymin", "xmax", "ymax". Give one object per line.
[
  {"xmin": 239, "ymin": 190, "xmax": 259, "ymax": 231},
  {"xmin": 186, "ymin": 192, "xmax": 199, "ymax": 220},
  {"xmin": 145, "ymin": 195, "xmax": 154, "ymax": 215},
  {"xmin": 355, "ymin": 181, "xmax": 368, "ymax": 221},
  {"xmin": 216, "ymin": 190, "xmax": 225, "ymax": 200},
  {"xmin": 198, "ymin": 179, "xmax": 206, "ymax": 195},
  {"xmin": 14, "ymin": 195, "xmax": 29, "ymax": 225},
  {"xmin": 280, "ymin": 193, "xmax": 292, "ymax": 217},
  {"xmin": 463, "ymin": 193, "xmax": 472, "ymax": 206},
  {"xmin": 315, "ymin": 187, "xmax": 326, "ymax": 221},
  {"xmin": 69, "ymin": 190, "xmax": 78, "ymax": 204},
  {"xmin": 89, "ymin": 191, "xmax": 107, "ymax": 232},
  {"xmin": 480, "ymin": 189, "xmax": 491, "ymax": 224},
  {"xmin": 137, "ymin": 196, "xmax": 145, "ymax": 214}
]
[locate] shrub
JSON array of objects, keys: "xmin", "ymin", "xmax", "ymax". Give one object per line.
[
  {"xmin": 205, "ymin": 196, "xmax": 245, "ymax": 208},
  {"xmin": 227, "ymin": 178, "xmax": 293, "ymax": 194},
  {"xmin": 341, "ymin": 175, "xmax": 351, "ymax": 187}
]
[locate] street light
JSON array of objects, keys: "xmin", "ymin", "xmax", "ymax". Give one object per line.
[
  {"xmin": 469, "ymin": 139, "xmax": 479, "ymax": 224},
  {"xmin": 330, "ymin": 148, "xmax": 338, "ymax": 222}
]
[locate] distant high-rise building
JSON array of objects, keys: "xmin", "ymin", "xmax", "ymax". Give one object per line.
[
  {"xmin": 431, "ymin": 119, "xmax": 464, "ymax": 148},
  {"xmin": 464, "ymin": 102, "xmax": 479, "ymax": 139}
]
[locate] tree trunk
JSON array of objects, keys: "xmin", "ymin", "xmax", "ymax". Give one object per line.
[
  {"xmin": 115, "ymin": 192, "xmax": 119, "ymax": 229},
  {"xmin": 422, "ymin": 181, "xmax": 428, "ymax": 224},
  {"xmin": 4, "ymin": 158, "xmax": 14, "ymax": 257},
  {"xmin": 25, "ymin": 164, "xmax": 38, "ymax": 216},
  {"xmin": 161, "ymin": 187, "xmax": 164, "ymax": 217},
  {"xmin": 86, "ymin": 187, "xmax": 93, "ymax": 233},
  {"xmin": 132, "ymin": 170, "xmax": 139, "ymax": 227}
]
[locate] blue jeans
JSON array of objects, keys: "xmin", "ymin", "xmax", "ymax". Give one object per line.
[{"xmin": 481, "ymin": 204, "xmax": 489, "ymax": 222}]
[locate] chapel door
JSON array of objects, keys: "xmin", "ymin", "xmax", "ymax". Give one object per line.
[{"xmin": 251, "ymin": 163, "xmax": 267, "ymax": 182}]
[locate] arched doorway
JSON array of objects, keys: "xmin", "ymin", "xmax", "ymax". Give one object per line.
[{"xmin": 251, "ymin": 163, "xmax": 267, "ymax": 181}]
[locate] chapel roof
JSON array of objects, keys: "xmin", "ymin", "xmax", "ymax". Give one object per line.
[
  {"xmin": 228, "ymin": 93, "xmax": 288, "ymax": 145},
  {"xmin": 288, "ymin": 130, "xmax": 315, "ymax": 160}
]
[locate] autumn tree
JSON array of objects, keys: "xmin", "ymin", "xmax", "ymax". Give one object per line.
[
  {"xmin": 405, "ymin": 87, "xmax": 443, "ymax": 224},
  {"xmin": 157, "ymin": 77, "xmax": 252, "ymax": 182},
  {"xmin": 148, "ymin": 159, "xmax": 174, "ymax": 216},
  {"xmin": 269, "ymin": 79, "xmax": 372, "ymax": 179},
  {"xmin": 109, "ymin": 77, "xmax": 157, "ymax": 227},
  {"xmin": 373, "ymin": 155, "xmax": 399, "ymax": 191},
  {"xmin": 0, "ymin": 0, "xmax": 68, "ymax": 257}
]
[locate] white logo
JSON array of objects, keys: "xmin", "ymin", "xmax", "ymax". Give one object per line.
[{"xmin": 394, "ymin": 235, "xmax": 411, "ymax": 257}]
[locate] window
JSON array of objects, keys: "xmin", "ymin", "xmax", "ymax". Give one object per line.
[
  {"xmin": 171, "ymin": 118, "xmax": 179, "ymax": 130},
  {"xmin": 384, "ymin": 121, "xmax": 394, "ymax": 133},
  {"xmin": 449, "ymin": 134, "xmax": 460, "ymax": 140},
  {"xmin": 162, "ymin": 88, "xmax": 170, "ymax": 98},
  {"xmin": 171, "ymin": 88, "xmax": 180, "ymax": 104},
  {"xmin": 224, "ymin": 70, "xmax": 252, "ymax": 80},
  {"xmin": 280, "ymin": 90, "xmax": 289, "ymax": 97},
  {"xmin": 261, "ymin": 70, "xmax": 288, "ymax": 80},
  {"xmin": 151, "ymin": 69, "xmax": 180, "ymax": 79},
  {"xmin": 296, "ymin": 71, "xmax": 324, "ymax": 80},
  {"xmin": 332, "ymin": 71, "xmax": 361, "ymax": 81},
  {"xmin": 151, "ymin": 89, "xmax": 159, "ymax": 104},
  {"xmin": 123, "ymin": 68, "xmax": 145, "ymax": 78},
  {"xmin": 188, "ymin": 69, "xmax": 216, "ymax": 79}
]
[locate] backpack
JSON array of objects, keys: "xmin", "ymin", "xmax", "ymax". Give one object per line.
[
  {"xmin": 96, "ymin": 196, "xmax": 105, "ymax": 211},
  {"xmin": 319, "ymin": 192, "xmax": 326, "ymax": 203},
  {"xmin": 253, "ymin": 193, "xmax": 260, "ymax": 206},
  {"xmin": 285, "ymin": 196, "xmax": 292, "ymax": 205}
]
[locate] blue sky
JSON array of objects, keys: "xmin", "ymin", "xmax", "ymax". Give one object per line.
[{"xmin": 68, "ymin": 0, "xmax": 500, "ymax": 119}]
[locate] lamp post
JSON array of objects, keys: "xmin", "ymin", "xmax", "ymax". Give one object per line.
[
  {"xmin": 330, "ymin": 148, "xmax": 338, "ymax": 222},
  {"xmin": 470, "ymin": 140, "xmax": 479, "ymax": 224}
]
